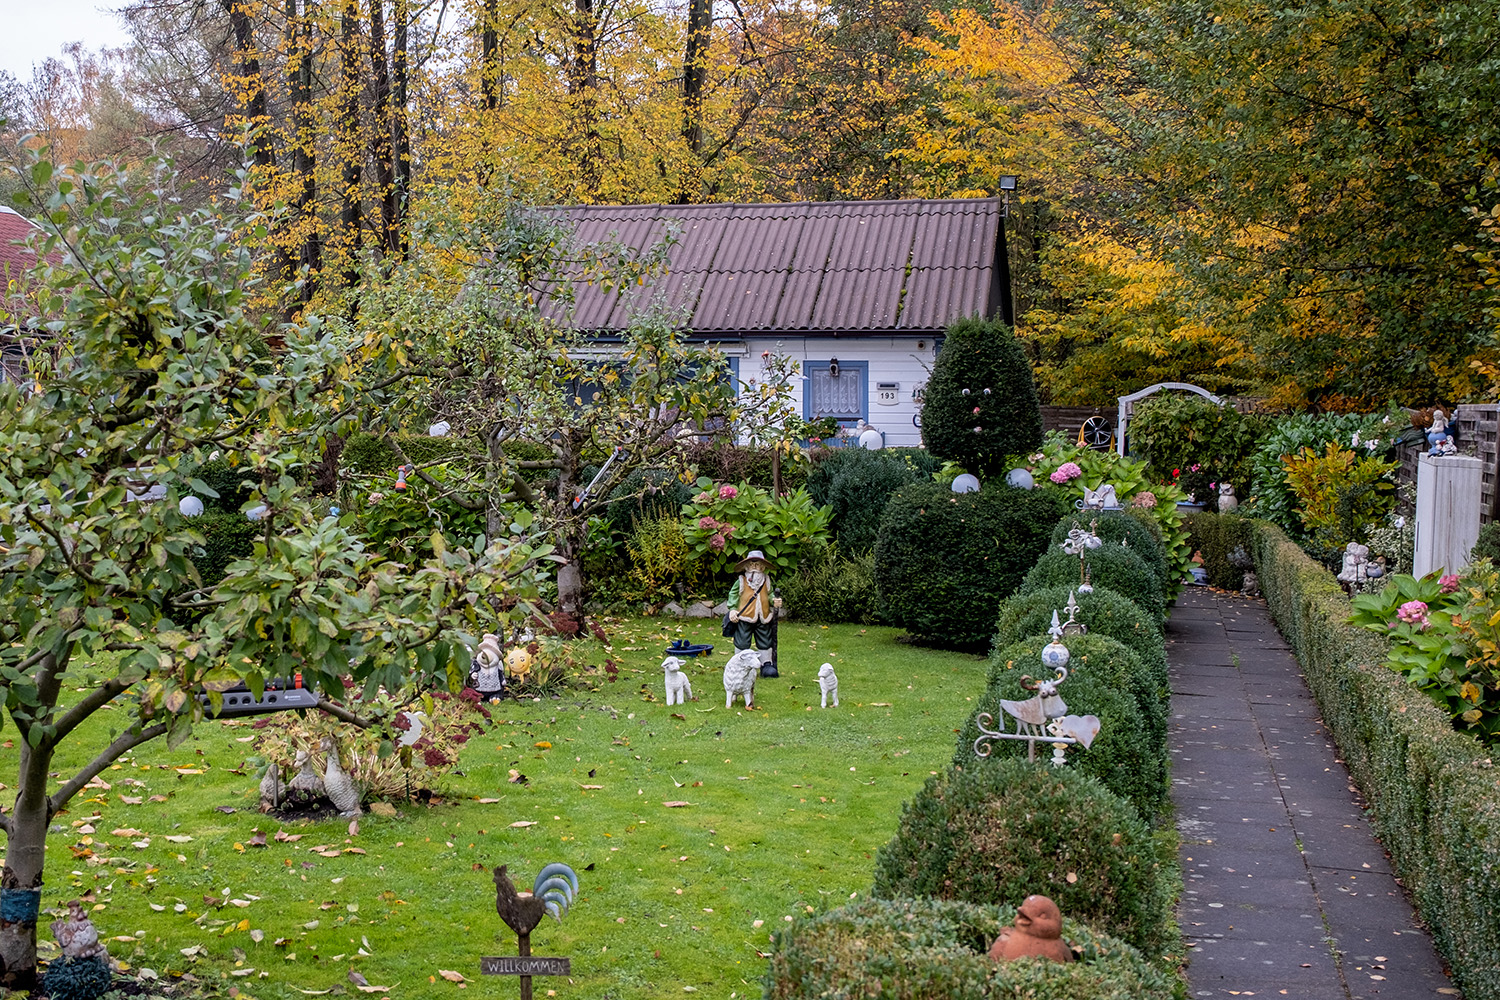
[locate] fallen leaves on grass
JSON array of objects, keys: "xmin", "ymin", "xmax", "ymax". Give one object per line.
[
  {"xmin": 510, "ymin": 820, "xmax": 537, "ymax": 828},
  {"xmin": 662, "ymin": 801, "xmax": 690, "ymax": 808},
  {"xmin": 438, "ymin": 969, "xmax": 466, "ymax": 983}
]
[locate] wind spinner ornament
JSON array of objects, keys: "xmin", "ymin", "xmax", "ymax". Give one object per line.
[{"xmin": 974, "ymin": 616, "xmax": 1102, "ymax": 766}]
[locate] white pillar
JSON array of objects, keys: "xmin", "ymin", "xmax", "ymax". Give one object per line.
[{"xmin": 1413, "ymin": 453, "xmax": 1483, "ymax": 577}]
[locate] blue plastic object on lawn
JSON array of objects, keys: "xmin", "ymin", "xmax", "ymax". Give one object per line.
[{"xmin": 665, "ymin": 639, "xmax": 715, "ymax": 658}]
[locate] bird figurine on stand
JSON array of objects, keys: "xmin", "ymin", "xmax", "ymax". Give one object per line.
[
  {"xmin": 44, "ymin": 899, "xmax": 113, "ymax": 1000},
  {"xmin": 321, "ymin": 736, "xmax": 362, "ymax": 817}
]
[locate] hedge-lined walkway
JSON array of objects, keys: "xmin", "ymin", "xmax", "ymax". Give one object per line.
[{"xmin": 1168, "ymin": 589, "xmax": 1455, "ymax": 999}]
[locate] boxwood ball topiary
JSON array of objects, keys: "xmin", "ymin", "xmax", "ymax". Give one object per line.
[
  {"xmin": 806, "ymin": 447, "xmax": 924, "ymax": 553},
  {"xmin": 875, "ymin": 481, "xmax": 1071, "ymax": 650},
  {"xmin": 1021, "ymin": 545, "xmax": 1165, "ymax": 620},
  {"xmin": 920, "ymin": 317, "xmax": 1043, "ymax": 476},
  {"xmin": 994, "ymin": 584, "xmax": 1167, "ymax": 697},
  {"xmin": 955, "ymin": 645, "xmax": 1167, "ymax": 819},
  {"xmin": 41, "ymin": 955, "xmax": 112, "ymax": 1000},
  {"xmin": 1051, "ymin": 513, "xmax": 1169, "ymax": 598},
  {"xmin": 764, "ymin": 896, "xmax": 1174, "ymax": 1000},
  {"xmin": 872, "ymin": 761, "xmax": 1171, "ymax": 956}
]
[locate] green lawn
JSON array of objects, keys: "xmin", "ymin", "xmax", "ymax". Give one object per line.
[{"xmin": 16, "ymin": 619, "xmax": 986, "ymax": 999}]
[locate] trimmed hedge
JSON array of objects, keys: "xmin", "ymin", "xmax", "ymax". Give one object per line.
[
  {"xmin": 994, "ymin": 585, "xmax": 1167, "ymax": 697},
  {"xmin": 1051, "ymin": 512, "xmax": 1169, "ymax": 598},
  {"xmin": 1184, "ymin": 510, "xmax": 1255, "ymax": 591},
  {"xmin": 954, "ymin": 645, "xmax": 1167, "ymax": 820},
  {"xmin": 1251, "ymin": 520, "xmax": 1500, "ymax": 1000},
  {"xmin": 919, "ymin": 317, "xmax": 1044, "ymax": 476},
  {"xmin": 341, "ymin": 431, "xmax": 493, "ymax": 475},
  {"xmin": 872, "ymin": 761, "xmax": 1172, "ymax": 957},
  {"xmin": 1020, "ymin": 545, "xmax": 1165, "ymax": 620},
  {"xmin": 875, "ymin": 482, "xmax": 1072, "ymax": 650},
  {"xmin": 189, "ymin": 510, "xmax": 261, "ymax": 586},
  {"xmin": 192, "ymin": 459, "xmax": 257, "ymax": 513},
  {"xmin": 806, "ymin": 447, "xmax": 929, "ymax": 553},
  {"xmin": 778, "ymin": 545, "xmax": 880, "ymax": 624},
  {"xmin": 764, "ymin": 897, "xmax": 1174, "ymax": 1000},
  {"xmin": 604, "ymin": 467, "xmax": 694, "ymax": 534}
]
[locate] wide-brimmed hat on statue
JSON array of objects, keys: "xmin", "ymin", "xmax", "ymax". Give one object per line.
[{"xmin": 735, "ymin": 550, "xmax": 771, "ymax": 571}]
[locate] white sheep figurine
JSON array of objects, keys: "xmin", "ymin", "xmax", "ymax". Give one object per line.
[
  {"xmin": 723, "ymin": 648, "xmax": 760, "ymax": 708},
  {"xmin": 662, "ymin": 656, "xmax": 693, "ymax": 706},
  {"xmin": 818, "ymin": 662, "xmax": 839, "ymax": 708}
]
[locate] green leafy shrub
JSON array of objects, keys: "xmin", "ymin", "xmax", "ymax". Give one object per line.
[
  {"xmin": 920, "ymin": 316, "xmax": 1043, "ymax": 476},
  {"xmin": 874, "ymin": 481, "xmax": 1071, "ymax": 650},
  {"xmin": 189, "ymin": 510, "xmax": 261, "ymax": 586},
  {"xmin": 355, "ymin": 472, "xmax": 488, "ymax": 564},
  {"xmin": 623, "ymin": 515, "xmax": 699, "ymax": 604},
  {"xmin": 778, "ymin": 544, "xmax": 880, "ymax": 624},
  {"xmin": 1281, "ymin": 442, "xmax": 1398, "ymax": 553},
  {"xmin": 681, "ymin": 441, "xmax": 809, "ymax": 493},
  {"xmin": 1184, "ymin": 511, "xmax": 1255, "ymax": 591},
  {"xmin": 955, "ymin": 639, "xmax": 1167, "ymax": 819},
  {"xmin": 1052, "ymin": 512, "xmax": 1168, "ymax": 593},
  {"xmin": 680, "ymin": 479, "xmax": 831, "ymax": 576},
  {"xmin": 994, "ymin": 584, "xmax": 1166, "ymax": 693},
  {"xmin": 1251, "ymin": 521, "xmax": 1500, "ymax": 1000},
  {"xmin": 806, "ymin": 447, "xmax": 925, "ymax": 552},
  {"xmin": 1021, "ymin": 545, "xmax": 1165, "ymax": 620},
  {"xmin": 341, "ymin": 431, "xmax": 488, "ymax": 476},
  {"xmin": 1245, "ymin": 409, "xmax": 1397, "ymax": 537},
  {"xmin": 765, "ymin": 896, "xmax": 1174, "ymax": 1000},
  {"xmin": 872, "ymin": 760, "xmax": 1171, "ymax": 956},
  {"xmin": 1024, "ymin": 433, "xmax": 1193, "ymax": 597},
  {"xmin": 1127, "ymin": 395, "xmax": 1264, "ymax": 506},
  {"xmin": 1474, "ymin": 522, "xmax": 1500, "ymax": 566},
  {"xmin": 605, "ymin": 468, "xmax": 694, "ymax": 534}
]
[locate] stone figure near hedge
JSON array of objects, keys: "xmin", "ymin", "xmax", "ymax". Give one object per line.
[
  {"xmin": 988, "ymin": 895, "xmax": 1073, "ymax": 964},
  {"xmin": 727, "ymin": 550, "xmax": 783, "ymax": 677}
]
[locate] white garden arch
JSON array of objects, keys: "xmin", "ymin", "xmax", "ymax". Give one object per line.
[{"xmin": 1116, "ymin": 382, "xmax": 1223, "ymax": 457}]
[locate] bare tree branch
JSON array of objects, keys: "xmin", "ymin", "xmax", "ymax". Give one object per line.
[{"xmin": 49, "ymin": 722, "xmax": 169, "ymax": 815}]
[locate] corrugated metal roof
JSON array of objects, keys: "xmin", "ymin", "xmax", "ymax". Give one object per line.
[{"xmin": 529, "ymin": 198, "xmax": 1002, "ymax": 335}]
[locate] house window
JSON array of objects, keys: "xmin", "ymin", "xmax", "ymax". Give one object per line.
[{"xmin": 804, "ymin": 360, "xmax": 868, "ymax": 425}]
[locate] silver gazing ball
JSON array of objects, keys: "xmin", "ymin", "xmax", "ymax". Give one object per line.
[
  {"xmin": 1041, "ymin": 639, "xmax": 1071, "ymax": 671},
  {"xmin": 1006, "ymin": 468, "xmax": 1034, "ymax": 490}
]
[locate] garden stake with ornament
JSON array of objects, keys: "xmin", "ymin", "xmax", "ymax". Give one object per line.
[
  {"xmin": 484, "ymin": 863, "xmax": 579, "ymax": 1000},
  {"xmin": 973, "ymin": 619, "xmax": 1101, "ymax": 766}
]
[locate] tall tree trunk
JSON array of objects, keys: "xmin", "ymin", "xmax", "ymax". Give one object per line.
[
  {"xmin": 0, "ymin": 651, "xmax": 64, "ymax": 990},
  {"xmin": 287, "ymin": 0, "xmax": 319, "ymax": 308},
  {"xmin": 368, "ymin": 0, "xmax": 398, "ymax": 260},
  {"xmin": 392, "ymin": 0, "xmax": 411, "ymax": 259},
  {"xmin": 339, "ymin": 0, "xmax": 364, "ymax": 292},
  {"xmin": 569, "ymin": 0, "xmax": 602, "ymax": 200},
  {"xmin": 679, "ymin": 0, "xmax": 710, "ymax": 202},
  {"xmin": 481, "ymin": 0, "xmax": 500, "ymax": 112},
  {"xmin": 221, "ymin": 0, "xmax": 289, "ymax": 285}
]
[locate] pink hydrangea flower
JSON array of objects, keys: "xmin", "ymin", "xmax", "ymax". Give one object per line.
[
  {"xmin": 698, "ymin": 516, "xmax": 718, "ymax": 531},
  {"xmin": 1049, "ymin": 462, "xmax": 1083, "ymax": 484},
  {"xmin": 1440, "ymin": 574, "xmax": 1461, "ymax": 593},
  {"xmin": 1395, "ymin": 600, "xmax": 1430, "ymax": 628},
  {"xmin": 718, "ymin": 485, "xmax": 738, "ymax": 499},
  {"xmin": 709, "ymin": 533, "xmax": 727, "ymax": 551}
]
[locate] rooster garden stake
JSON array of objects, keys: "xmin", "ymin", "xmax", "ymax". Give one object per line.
[{"xmin": 483, "ymin": 863, "xmax": 579, "ymax": 1000}]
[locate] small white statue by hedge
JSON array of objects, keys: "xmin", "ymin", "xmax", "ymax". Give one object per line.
[
  {"xmin": 818, "ymin": 662, "xmax": 839, "ymax": 708},
  {"xmin": 662, "ymin": 656, "xmax": 693, "ymax": 706},
  {"xmin": 723, "ymin": 648, "xmax": 760, "ymax": 708}
]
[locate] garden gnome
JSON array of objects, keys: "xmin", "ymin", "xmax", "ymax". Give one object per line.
[
  {"xmin": 988, "ymin": 895, "xmax": 1072, "ymax": 964},
  {"xmin": 1427, "ymin": 408, "xmax": 1457, "ymax": 456},
  {"xmin": 472, "ymin": 632, "xmax": 505, "ymax": 702},
  {"xmin": 727, "ymin": 550, "xmax": 782, "ymax": 678}
]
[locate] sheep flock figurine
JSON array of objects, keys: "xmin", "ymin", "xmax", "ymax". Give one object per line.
[
  {"xmin": 662, "ymin": 656, "xmax": 694, "ymax": 706},
  {"xmin": 723, "ymin": 648, "xmax": 760, "ymax": 708}
]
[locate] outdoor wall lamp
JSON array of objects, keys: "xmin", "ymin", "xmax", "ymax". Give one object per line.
[{"xmin": 998, "ymin": 175, "xmax": 1018, "ymax": 218}]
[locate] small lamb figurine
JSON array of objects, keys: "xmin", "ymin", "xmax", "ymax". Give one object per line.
[
  {"xmin": 723, "ymin": 648, "xmax": 760, "ymax": 708},
  {"xmin": 818, "ymin": 662, "xmax": 839, "ymax": 708},
  {"xmin": 662, "ymin": 656, "xmax": 693, "ymax": 706}
]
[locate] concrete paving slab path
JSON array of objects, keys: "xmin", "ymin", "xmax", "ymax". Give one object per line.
[{"xmin": 1168, "ymin": 588, "xmax": 1457, "ymax": 999}]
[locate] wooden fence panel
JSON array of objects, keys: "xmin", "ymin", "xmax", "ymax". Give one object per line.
[{"xmin": 1394, "ymin": 405, "xmax": 1500, "ymax": 524}]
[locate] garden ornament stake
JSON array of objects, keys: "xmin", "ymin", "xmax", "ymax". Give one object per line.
[
  {"xmin": 1060, "ymin": 521, "xmax": 1102, "ymax": 594},
  {"xmin": 1060, "ymin": 592, "xmax": 1087, "ymax": 636},
  {"xmin": 974, "ymin": 620, "xmax": 1101, "ymax": 766},
  {"xmin": 484, "ymin": 863, "xmax": 578, "ymax": 1000}
]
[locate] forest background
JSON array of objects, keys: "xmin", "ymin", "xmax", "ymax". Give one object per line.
[{"xmin": 2, "ymin": 0, "xmax": 1500, "ymax": 412}]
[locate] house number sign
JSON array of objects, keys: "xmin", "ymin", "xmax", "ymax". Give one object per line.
[{"xmin": 876, "ymin": 382, "xmax": 900, "ymax": 405}]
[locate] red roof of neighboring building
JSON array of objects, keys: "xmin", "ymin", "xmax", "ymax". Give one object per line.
[
  {"xmin": 529, "ymin": 198, "xmax": 1008, "ymax": 337},
  {"xmin": 1, "ymin": 205, "xmax": 63, "ymax": 320}
]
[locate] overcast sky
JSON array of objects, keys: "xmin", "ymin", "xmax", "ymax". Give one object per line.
[{"xmin": 5, "ymin": 0, "xmax": 132, "ymax": 82}]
